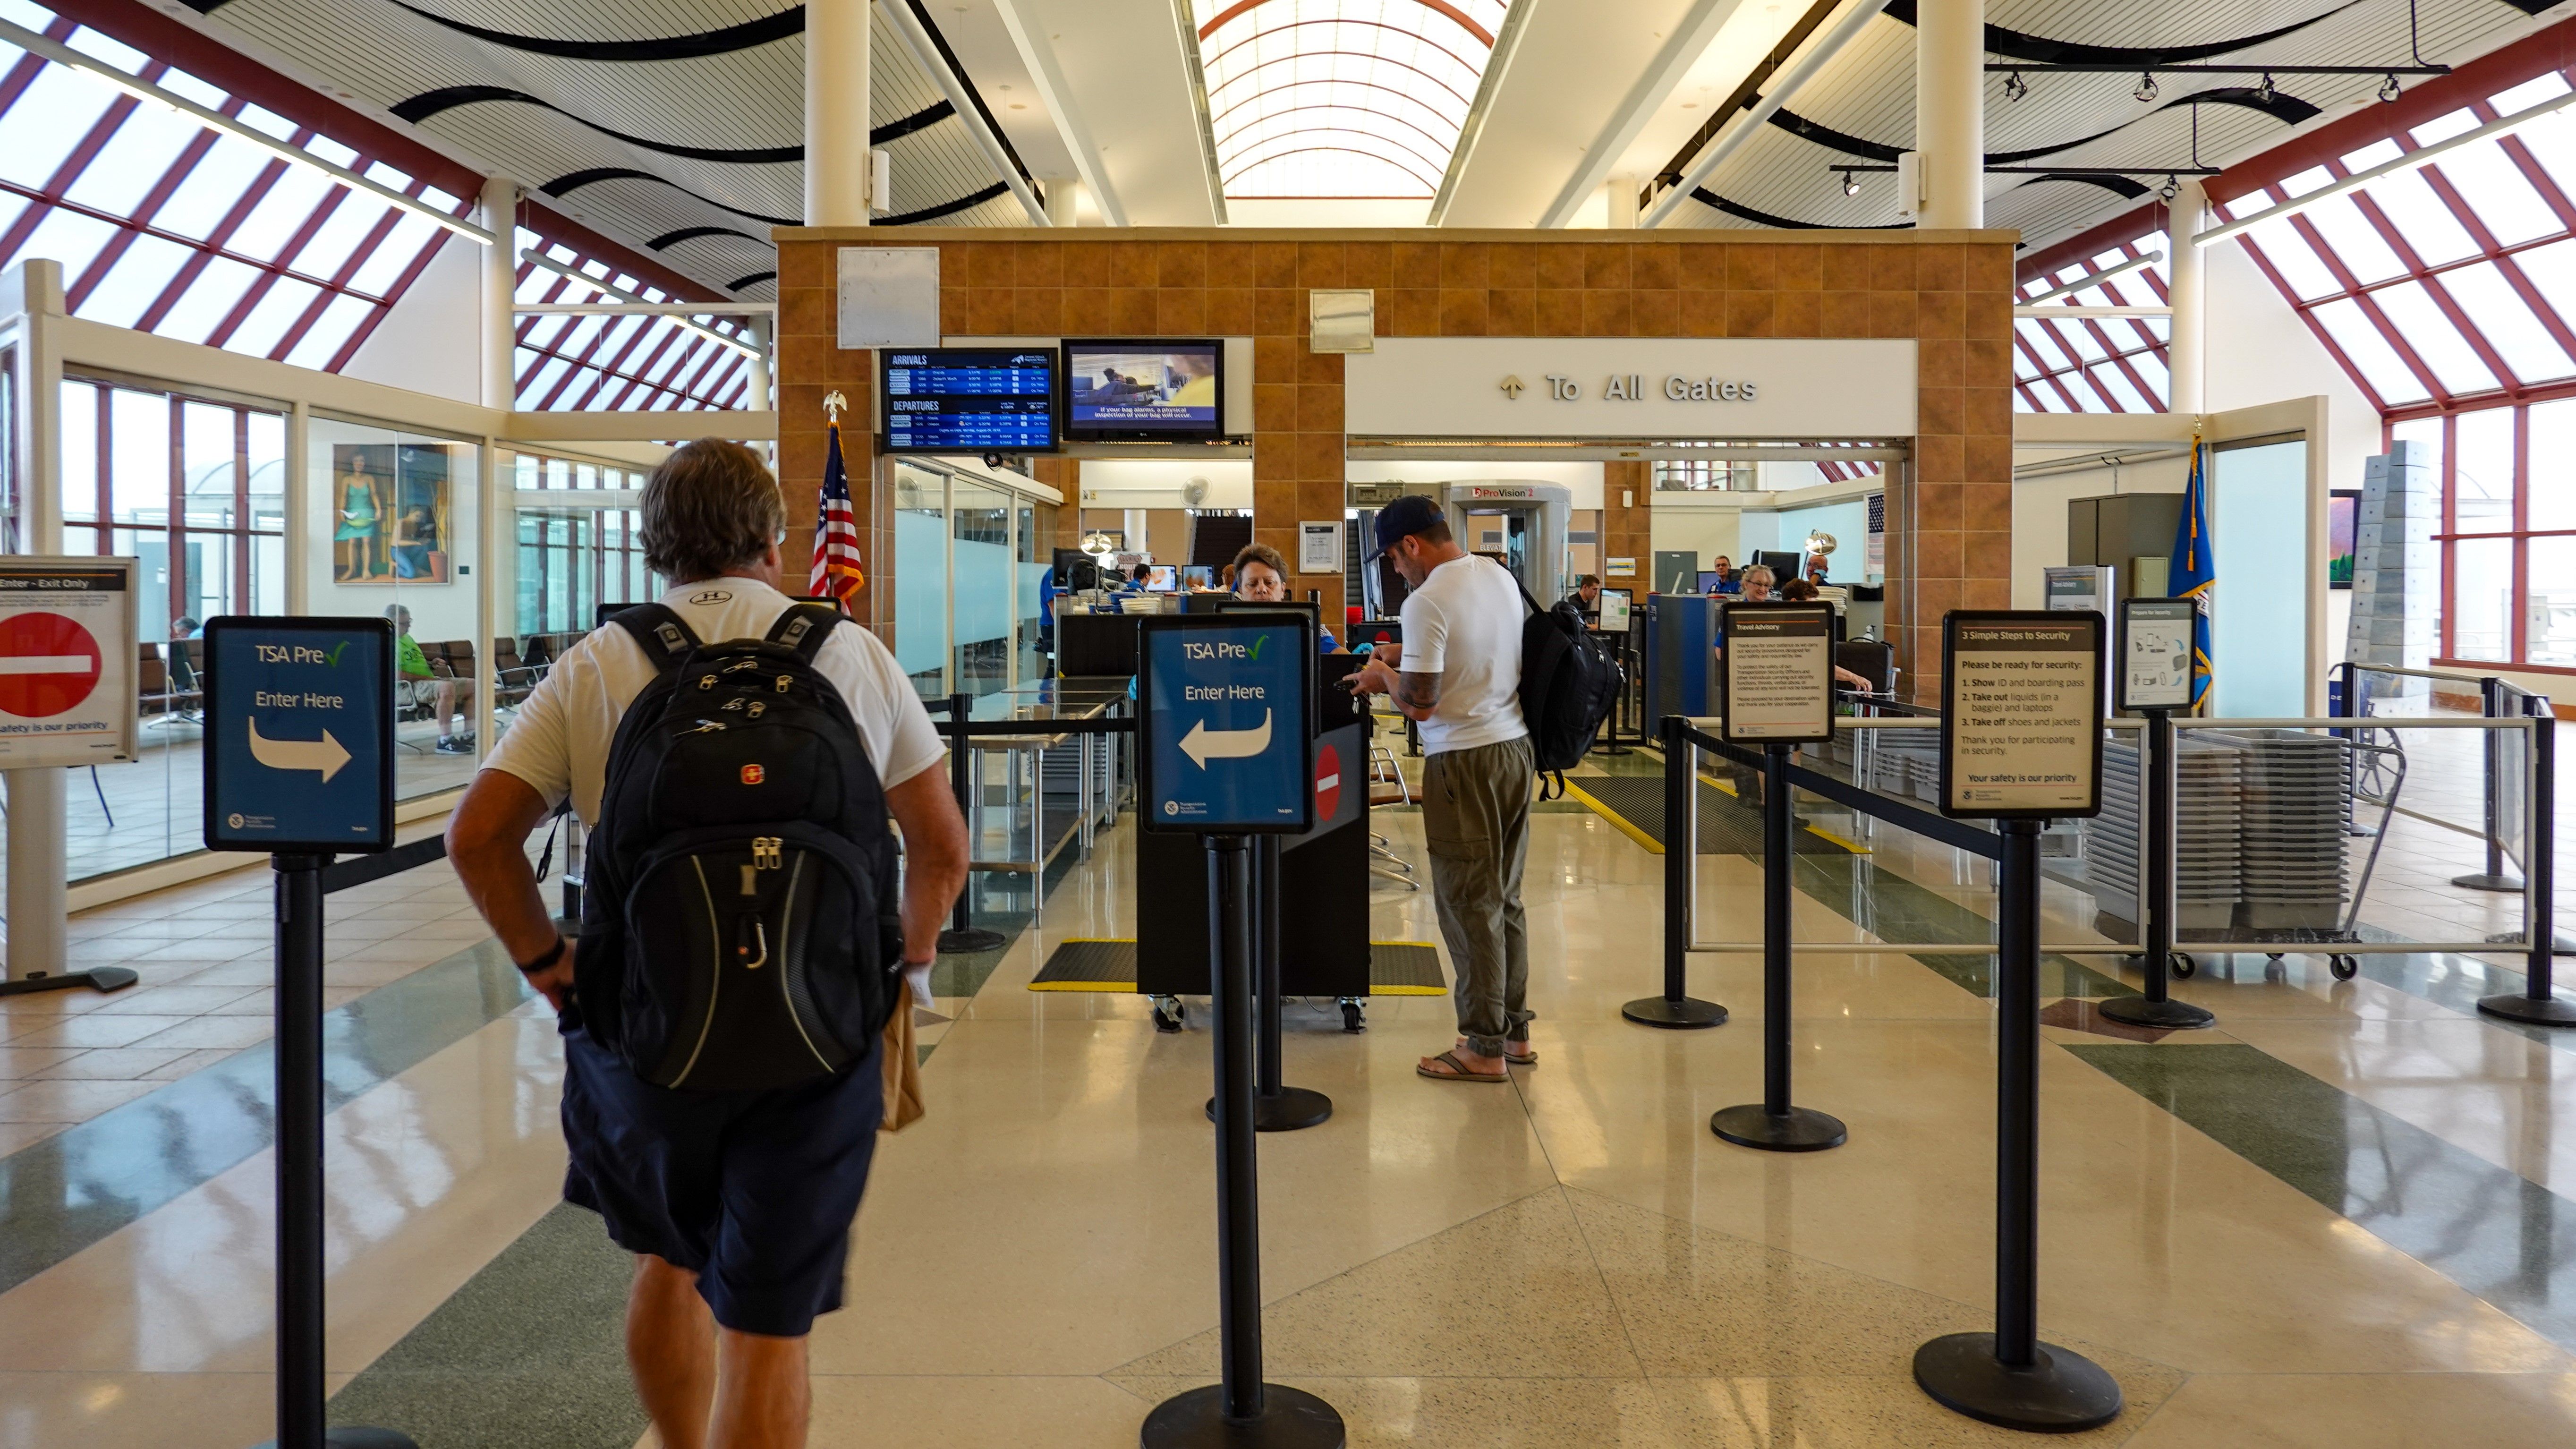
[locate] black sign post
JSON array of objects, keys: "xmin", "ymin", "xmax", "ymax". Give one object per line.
[
  {"xmin": 2100, "ymin": 599, "xmax": 2213, "ymax": 1031},
  {"xmin": 204, "ymin": 618, "xmax": 410, "ymax": 1449},
  {"xmin": 1206, "ymin": 834, "xmax": 1334, "ymax": 1131},
  {"xmin": 1621, "ymin": 714, "xmax": 1727, "ymax": 1028},
  {"xmin": 1710, "ymin": 603, "xmax": 1845, "ymax": 1151},
  {"xmin": 1139, "ymin": 613, "xmax": 1343, "ymax": 1449},
  {"xmin": 1915, "ymin": 612, "xmax": 2122, "ymax": 1434}
]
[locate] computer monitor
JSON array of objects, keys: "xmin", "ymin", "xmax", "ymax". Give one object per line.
[
  {"xmin": 1142, "ymin": 564, "xmax": 1181, "ymax": 592},
  {"xmin": 1695, "ymin": 570, "xmax": 1719, "ymax": 594},
  {"xmin": 1180, "ymin": 564, "xmax": 1214, "ymax": 588},
  {"xmin": 1753, "ymin": 549, "xmax": 1803, "ymax": 581}
]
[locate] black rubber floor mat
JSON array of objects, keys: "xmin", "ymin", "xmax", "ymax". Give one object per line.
[
  {"xmin": 1565, "ymin": 774, "xmax": 1858, "ymax": 856},
  {"xmin": 1031, "ymin": 940, "xmax": 1449, "ymax": 995}
]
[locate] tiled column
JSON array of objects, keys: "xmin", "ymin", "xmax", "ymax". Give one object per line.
[
  {"xmin": 1602, "ymin": 460, "xmax": 1652, "ymax": 582},
  {"xmin": 774, "ymin": 239, "xmax": 882, "ymax": 632},
  {"xmin": 1251, "ymin": 241, "xmax": 1350, "ymax": 622}
]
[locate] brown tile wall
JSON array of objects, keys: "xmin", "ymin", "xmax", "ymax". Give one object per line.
[
  {"xmin": 773, "ymin": 230, "xmax": 2015, "ymax": 698},
  {"xmin": 1601, "ymin": 460, "xmax": 1651, "ymax": 585}
]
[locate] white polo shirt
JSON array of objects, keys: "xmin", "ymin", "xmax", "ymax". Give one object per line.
[
  {"xmin": 483, "ymin": 577, "xmax": 946, "ymax": 827},
  {"xmin": 1398, "ymin": 553, "xmax": 1528, "ymax": 755}
]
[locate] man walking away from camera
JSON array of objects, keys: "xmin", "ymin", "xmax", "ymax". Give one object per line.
[{"xmin": 447, "ymin": 440, "xmax": 968, "ymax": 1449}]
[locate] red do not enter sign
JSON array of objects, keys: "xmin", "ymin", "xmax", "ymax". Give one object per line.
[
  {"xmin": 0, "ymin": 612, "xmax": 102, "ymax": 718},
  {"xmin": 1314, "ymin": 742, "xmax": 1342, "ymax": 820}
]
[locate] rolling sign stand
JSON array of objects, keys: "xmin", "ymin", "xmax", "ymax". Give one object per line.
[
  {"xmin": 1916, "ymin": 611, "xmax": 2121, "ymax": 1434},
  {"xmin": 1138, "ymin": 611, "xmax": 1344, "ymax": 1449},
  {"xmin": 2100, "ymin": 600, "xmax": 2214, "ymax": 1031},
  {"xmin": 1710, "ymin": 603, "xmax": 1846, "ymax": 1152},
  {"xmin": 0, "ymin": 557, "xmax": 141, "ymax": 999},
  {"xmin": 203, "ymin": 617, "xmax": 409, "ymax": 1449}
]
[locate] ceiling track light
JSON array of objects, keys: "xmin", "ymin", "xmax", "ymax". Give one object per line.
[
  {"xmin": 2380, "ymin": 71, "xmax": 2404, "ymax": 103},
  {"xmin": 2255, "ymin": 71, "xmax": 2276, "ymax": 104},
  {"xmin": 2159, "ymin": 174, "xmax": 2180, "ymax": 202},
  {"xmin": 2003, "ymin": 69, "xmax": 2029, "ymax": 103},
  {"xmin": 1843, "ymin": 171, "xmax": 1861, "ymax": 196},
  {"xmin": 2135, "ymin": 70, "xmax": 2160, "ymax": 103}
]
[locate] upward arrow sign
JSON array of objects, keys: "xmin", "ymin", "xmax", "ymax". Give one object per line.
[
  {"xmin": 247, "ymin": 717, "xmax": 354, "ymax": 782},
  {"xmin": 1179, "ymin": 709, "xmax": 1272, "ymax": 769}
]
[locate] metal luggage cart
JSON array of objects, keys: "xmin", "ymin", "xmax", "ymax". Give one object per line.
[{"xmin": 2171, "ymin": 730, "xmax": 2407, "ymax": 983}]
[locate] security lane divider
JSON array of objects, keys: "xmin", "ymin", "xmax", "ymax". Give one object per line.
[
  {"xmin": 1618, "ymin": 713, "xmax": 1727, "ymax": 1029},
  {"xmin": 929, "ymin": 693, "xmax": 1136, "ymax": 956}
]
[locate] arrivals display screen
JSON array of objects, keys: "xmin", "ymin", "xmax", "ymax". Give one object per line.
[
  {"xmin": 880, "ymin": 348, "xmax": 1058, "ymax": 453},
  {"xmin": 1062, "ymin": 339, "xmax": 1223, "ymax": 441}
]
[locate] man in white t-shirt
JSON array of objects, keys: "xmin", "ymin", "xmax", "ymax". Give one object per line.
[
  {"xmin": 1347, "ymin": 495, "xmax": 1534, "ymax": 1085},
  {"xmin": 447, "ymin": 440, "xmax": 967, "ymax": 1449}
]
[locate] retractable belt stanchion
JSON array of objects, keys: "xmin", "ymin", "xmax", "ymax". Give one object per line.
[
  {"xmin": 2479, "ymin": 700, "xmax": 2576, "ymax": 1026},
  {"xmin": 201, "ymin": 617, "xmax": 414, "ymax": 1449},
  {"xmin": 1913, "ymin": 819, "xmax": 2123, "ymax": 1431},
  {"xmin": 2456, "ymin": 676, "xmax": 2523, "ymax": 892},
  {"xmin": 1622, "ymin": 715, "xmax": 1726, "ymax": 1029},
  {"xmin": 1139, "ymin": 608, "xmax": 1343, "ymax": 1449},
  {"xmin": 1207, "ymin": 833, "xmax": 1333, "ymax": 1131},
  {"xmin": 2099, "ymin": 707, "xmax": 2214, "ymax": 1031},
  {"xmin": 937, "ymin": 690, "xmax": 1007, "ymax": 955},
  {"xmin": 1711, "ymin": 740, "xmax": 1845, "ymax": 1151}
]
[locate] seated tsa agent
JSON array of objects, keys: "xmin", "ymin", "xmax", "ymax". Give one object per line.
[
  {"xmin": 1708, "ymin": 556, "xmax": 1740, "ymax": 596},
  {"xmin": 1232, "ymin": 542, "xmax": 1338, "ymax": 651}
]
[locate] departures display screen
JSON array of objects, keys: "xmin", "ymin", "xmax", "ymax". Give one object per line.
[{"xmin": 881, "ymin": 348, "xmax": 1059, "ymax": 453}]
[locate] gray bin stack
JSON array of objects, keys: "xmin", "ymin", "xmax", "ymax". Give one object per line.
[
  {"xmin": 2081, "ymin": 738, "xmax": 2244, "ymax": 933},
  {"xmin": 2345, "ymin": 440, "xmax": 2437, "ymax": 703}
]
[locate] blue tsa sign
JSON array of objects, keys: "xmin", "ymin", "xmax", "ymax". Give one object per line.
[
  {"xmin": 203, "ymin": 617, "xmax": 394, "ymax": 854},
  {"xmin": 1140, "ymin": 613, "xmax": 1313, "ymax": 835}
]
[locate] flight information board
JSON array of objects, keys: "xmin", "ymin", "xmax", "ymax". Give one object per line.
[{"xmin": 881, "ymin": 348, "xmax": 1058, "ymax": 453}]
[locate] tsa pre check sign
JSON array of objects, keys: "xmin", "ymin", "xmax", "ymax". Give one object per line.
[
  {"xmin": 1140, "ymin": 614, "xmax": 1312, "ymax": 835},
  {"xmin": 204, "ymin": 618, "xmax": 395, "ymax": 854}
]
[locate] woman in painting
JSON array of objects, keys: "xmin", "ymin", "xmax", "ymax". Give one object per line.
[
  {"xmin": 391, "ymin": 504, "xmax": 440, "ymax": 580},
  {"xmin": 335, "ymin": 461, "xmax": 384, "ymax": 580}
]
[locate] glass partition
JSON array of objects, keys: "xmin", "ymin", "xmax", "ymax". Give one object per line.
[
  {"xmin": 885, "ymin": 459, "xmax": 1058, "ymax": 699},
  {"xmin": 951, "ymin": 476, "xmax": 1012, "ymax": 694},
  {"xmin": 307, "ymin": 414, "xmax": 480, "ymax": 802},
  {"xmin": 892, "ymin": 461, "xmax": 950, "ymax": 695}
]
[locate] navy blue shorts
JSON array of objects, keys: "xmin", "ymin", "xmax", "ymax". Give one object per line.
[{"xmin": 559, "ymin": 1019, "xmax": 885, "ymax": 1337}]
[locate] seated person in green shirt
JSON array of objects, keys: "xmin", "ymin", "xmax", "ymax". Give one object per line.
[{"xmin": 387, "ymin": 605, "xmax": 475, "ymax": 754}]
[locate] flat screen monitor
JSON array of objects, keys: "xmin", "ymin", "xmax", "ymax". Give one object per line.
[
  {"xmin": 1695, "ymin": 570, "xmax": 1720, "ymax": 594},
  {"xmin": 1062, "ymin": 338, "xmax": 1223, "ymax": 441},
  {"xmin": 1141, "ymin": 564, "xmax": 1181, "ymax": 592},
  {"xmin": 1181, "ymin": 564, "xmax": 1214, "ymax": 588},
  {"xmin": 880, "ymin": 347, "xmax": 1058, "ymax": 454},
  {"xmin": 1753, "ymin": 549, "xmax": 1803, "ymax": 581}
]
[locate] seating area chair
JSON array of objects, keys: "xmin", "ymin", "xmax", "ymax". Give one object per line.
[
  {"xmin": 491, "ymin": 636, "xmax": 542, "ymax": 712},
  {"xmin": 1365, "ymin": 740, "xmax": 1419, "ymax": 891}
]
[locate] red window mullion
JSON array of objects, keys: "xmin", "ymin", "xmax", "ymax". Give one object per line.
[
  {"xmin": 268, "ymin": 201, "xmax": 403, "ymax": 361},
  {"xmin": 2514, "ymin": 404, "xmax": 2532, "ymax": 663},
  {"xmin": 68, "ymin": 126, "xmax": 223, "ymax": 313},
  {"xmin": 2346, "ymin": 187, "xmax": 2529, "ymax": 394},
  {"xmin": 0, "ymin": 94, "xmax": 139, "ymax": 266},
  {"xmin": 2441, "ymin": 413, "xmax": 2458, "ymax": 660},
  {"xmin": 2286, "ymin": 208, "xmax": 2451, "ymax": 404},
  {"xmin": 2013, "ymin": 332, "xmax": 2083, "ymax": 411},
  {"xmin": 323, "ymin": 210, "xmax": 455, "ymax": 374},
  {"xmin": 204, "ymin": 132, "xmax": 341, "ymax": 349},
  {"xmin": 567, "ymin": 317, "xmax": 661, "ymax": 410},
  {"xmin": 135, "ymin": 156, "xmax": 292, "ymax": 334},
  {"xmin": 2073, "ymin": 316, "xmax": 2162, "ymax": 409},
  {"xmin": 2496, "ymin": 132, "xmax": 2576, "ymax": 234}
]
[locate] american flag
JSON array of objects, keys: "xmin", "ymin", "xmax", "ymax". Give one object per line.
[{"xmin": 809, "ymin": 418, "xmax": 865, "ymax": 609}]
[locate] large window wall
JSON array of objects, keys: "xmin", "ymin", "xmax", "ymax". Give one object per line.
[
  {"xmin": 511, "ymin": 451, "xmax": 655, "ymax": 634},
  {"xmin": 59, "ymin": 376, "xmax": 284, "ymax": 637}
]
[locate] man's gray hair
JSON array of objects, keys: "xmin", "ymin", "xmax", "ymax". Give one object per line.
[{"xmin": 638, "ymin": 439, "xmax": 787, "ymax": 581}]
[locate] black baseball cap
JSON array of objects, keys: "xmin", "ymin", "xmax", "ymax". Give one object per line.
[{"xmin": 1366, "ymin": 494, "xmax": 1444, "ymax": 562}]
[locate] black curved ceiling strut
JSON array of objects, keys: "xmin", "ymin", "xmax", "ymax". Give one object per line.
[
  {"xmin": 2012, "ymin": 171, "xmax": 2151, "ymax": 199},
  {"xmin": 649, "ymin": 225, "xmax": 764, "ymax": 250},
  {"xmin": 385, "ymin": 2, "xmax": 803, "ymax": 62},
  {"xmin": 727, "ymin": 271, "xmax": 779, "ymax": 291},
  {"xmin": 540, "ymin": 168, "xmax": 802, "ymax": 227},
  {"xmin": 396, "ymin": 89, "xmax": 954, "ymax": 163},
  {"xmin": 1878, "ymin": 0, "xmax": 2366, "ymax": 65},
  {"xmin": 1761, "ymin": 86, "xmax": 2317, "ymax": 166},
  {"xmin": 878, "ymin": 181, "xmax": 1011, "ymax": 226},
  {"xmin": 1689, "ymin": 187, "xmax": 1910, "ymax": 230}
]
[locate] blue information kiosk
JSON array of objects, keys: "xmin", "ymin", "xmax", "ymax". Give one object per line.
[
  {"xmin": 1136, "ymin": 611, "xmax": 1345, "ymax": 1449},
  {"xmin": 202, "ymin": 617, "xmax": 411, "ymax": 1449}
]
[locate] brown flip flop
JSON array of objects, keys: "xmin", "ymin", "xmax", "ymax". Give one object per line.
[
  {"xmin": 1504, "ymin": 1043, "xmax": 1537, "ymax": 1066},
  {"xmin": 1417, "ymin": 1049, "xmax": 1508, "ymax": 1083}
]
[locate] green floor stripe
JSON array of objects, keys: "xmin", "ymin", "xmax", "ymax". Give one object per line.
[
  {"xmin": 328, "ymin": 1202, "xmax": 645, "ymax": 1449},
  {"xmin": 2066, "ymin": 1042, "xmax": 2576, "ymax": 1352}
]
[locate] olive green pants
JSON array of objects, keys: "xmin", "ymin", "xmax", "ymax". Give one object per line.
[{"xmin": 1421, "ymin": 736, "xmax": 1536, "ymax": 1057}]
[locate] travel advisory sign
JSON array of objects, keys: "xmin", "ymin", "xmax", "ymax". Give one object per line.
[
  {"xmin": 0, "ymin": 557, "xmax": 138, "ymax": 769},
  {"xmin": 1719, "ymin": 602, "xmax": 1834, "ymax": 745},
  {"xmin": 1940, "ymin": 611, "xmax": 2104, "ymax": 820}
]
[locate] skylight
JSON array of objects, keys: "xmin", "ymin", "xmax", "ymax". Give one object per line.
[{"xmin": 1193, "ymin": 0, "xmax": 1512, "ymax": 200}]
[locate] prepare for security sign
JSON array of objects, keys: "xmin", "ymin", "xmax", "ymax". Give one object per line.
[
  {"xmin": 0, "ymin": 557, "xmax": 139, "ymax": 769},
  {"xmin": 1940, "ymin": 611, "xmax": 2104, "ymax": 820},
  {"xmin": 1141, "ymin": 614, "xmax": 1312, "ymax": 835},
  {"xmin": 203, "ymin": 617, "xmax": 394, "ymax": 854}
]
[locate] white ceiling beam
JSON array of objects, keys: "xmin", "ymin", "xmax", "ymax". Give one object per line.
[
  {"xmin": 518, "ymin": 302, "xmax": 777, "ymax": 316},
  {"xmin": 1538, "ymin": 0, "xmax": 1748, "ymax": 229},
  {"xmin": 990, "ymin": 0, "xmax": 1128, "ymax": 226},
  {"xmin": 1641, "ymin": 0, "xmax": 1888, "ymax": 229},
  {"xmin": 876, "ymin": 0, "xmax": 1050, "ymax": 225},
  {"xmin": 1428, "ymin": 0, "xmax": 1539, "ymax": 227}
]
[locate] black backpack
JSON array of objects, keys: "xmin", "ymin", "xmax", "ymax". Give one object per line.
[
  {"xmin": 1515, "ymin": 580, "xmax": 1623, "ymax": 798},
  {"xmin": 572, "ymin": 604, "xmax": 904, "ymax": 1092}
]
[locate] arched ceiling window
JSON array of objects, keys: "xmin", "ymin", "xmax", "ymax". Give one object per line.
[{"xmin": 1194, "ymin": 0, "xmax": 1511, "ymax": 199}]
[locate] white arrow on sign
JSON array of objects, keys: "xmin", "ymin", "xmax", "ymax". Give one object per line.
[
  {"xmin": 247, "ymin": 717, "xmax": 353, "ymax": 783},
  {"xmin": 1179, "ymin": 708, "xmax": 1272, "ymax": 769}
]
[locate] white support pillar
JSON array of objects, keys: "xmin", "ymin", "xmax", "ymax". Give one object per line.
[
  {"xmin": 1044, "ymin": 177, "xmax": 1083, "ymax": 227},
  {"xmin": 1915, "ymin": 0, "xmax": 1985, "ymax": 230},
  {"xmin": 481, "ymin": 176, "xmax": 517, "ymax": 410},
  {"xmin": 748, "ymin": 317, "xmax": 773, "ymax": 461},
  {"xmin": 806, "ymin": 0, "xmax": 871, "ymax": 226},
  {"xmin": 2167, "ymin": 180, "xmax": 2207, "ymax": 417},
  {"xmin": 7, "ymin": 260, "xmax": 64, "ymax": 981},
  {"xmin": 1603, "ymin": 175, "xmax": 1637, "ymax": 230}
]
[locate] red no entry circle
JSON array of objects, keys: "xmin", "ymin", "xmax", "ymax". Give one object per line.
[
  {"xmin": 0, "ymin": 612, "xmax": 102, "ymax": 718},
  {"xmin": 1315, "ymin": 742, "xmax": 1342, "ymax": 820}
]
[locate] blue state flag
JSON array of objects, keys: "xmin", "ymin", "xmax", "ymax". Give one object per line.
[{"xmin": 2169, "ymin": 436, "xmax": 2215, "ymax": 709}]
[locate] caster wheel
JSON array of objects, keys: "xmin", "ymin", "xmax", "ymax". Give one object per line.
[
  {"xmin": 2267, "ymin": 953, "xmax": 2284, "ymax": 962},
  {"xmin": 2171, "ymin": 952, "xmax": 2196, "ymax": 980},
  {"xmin": 1341, "ymin": 1001, "xmax": 1366, "ymax": 1033},
  {"xmin": 2330, "ymin": 954, "xmax": 2359, "ymax": 981},
  {"xmin": 1151, "ymin": 999, "xmax": 1185, "ymax": 1033}
]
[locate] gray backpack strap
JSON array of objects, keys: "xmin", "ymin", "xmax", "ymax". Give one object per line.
[
  {"xmin": 607, "ymin": 604, "xmax": 701, "ymax": 677},
  {"xmin": 765, "ymin": 603, "xmax": 843, "ymax": 664}
]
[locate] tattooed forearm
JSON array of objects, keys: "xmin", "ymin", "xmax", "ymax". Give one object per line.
[{"xmin": 1394, "ymin": 670, "xmax": 1442, "ymax": 719}]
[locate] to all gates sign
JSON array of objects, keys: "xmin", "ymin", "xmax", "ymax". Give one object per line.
[{"xmin": 0, "ymin": 558, "xmax": 138, "ymax": 769}]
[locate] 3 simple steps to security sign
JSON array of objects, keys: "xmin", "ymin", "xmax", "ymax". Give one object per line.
[
  {"xmin": 204, "ymin": 617, "xmax": 395, "ymax": 854},
  {"xmin": 1141, "ymin": 614, "xmax": 1313, "ymax": 835}
]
